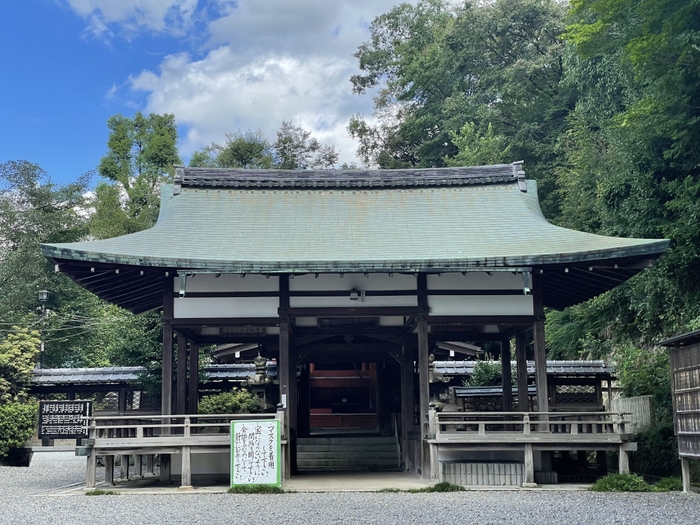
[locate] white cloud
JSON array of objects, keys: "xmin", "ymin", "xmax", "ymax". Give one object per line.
[
  {"xmin": 130, "ymin": 47, "xmax": 373, "ymax": 165},
  {"xmin": 64, "ymin": 0, "xmax": 199, "ymax": 36},
  {"xmin": 70, "ymin": 0, "xmax": 418, "ymax": 165}
]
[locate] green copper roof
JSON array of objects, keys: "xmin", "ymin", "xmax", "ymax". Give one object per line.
[
  {"xmin": 42, "ymin": 168, "xmax": 667, "ymax": 273},
  {"xmin": 41, "ymin": 164, "xmax": 668, "ymax": 311}
]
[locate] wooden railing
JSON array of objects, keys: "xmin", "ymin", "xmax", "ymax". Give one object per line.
[
  {"xmin": 81, "ymin": 410, "xmax": 285, "ymax": 489},
  {"xmin": 427, "ymin": 410, "xmax": 634, "ymax": 441}
]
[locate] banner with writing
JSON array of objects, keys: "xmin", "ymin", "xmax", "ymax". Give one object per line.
[
  {"xmin": 38, "ymin": 400, "xmax": 92, "ymax": 439},
  {"xmin": 230, "ymin": 419, "xmax": 281, "ymax": 487}
]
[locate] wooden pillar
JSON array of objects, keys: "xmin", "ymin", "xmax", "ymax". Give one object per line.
[
  {"xmin": 501, "ymin": 338, "xmax": 513, "ymax": 412},
  {"xmin": 418, "ymin": 315, "xmax": 430, "ymax": 477},
  {"xmin": 105, "ymin": 455, "xmax": 114, "ymax": 486},
  {"xmin": 120, "ymin": 454, "xmax": 129, "ymax": 479},
  {"xmin": 146, "ymin": 454, "xmax": 154, "ymax": 475},
  {"xmin": 681, "ymin": 457, "xmax": 692, "ymax": 493},
  {"xmin": 188, "ymin": 343, "xmax": 199, "ymax": 414},
  {"xmin": 523, "ymin": 444, "xmax": 535, "ymax": 486},
  {"xmin": 86, "ymin": 449, "xmax": 96, "ymax": 488},
  {"xmin": 516, "ymin": 331, "xmax": 529, "ymax": 412},
  {"xmin": 288, "ymin": 343, "xmax": 298, "ymax": 474},
  {"xmin": 177, "ymin": 336, "xmax": 188, "ymax": 415},
  {"xmin": 118, "ymin": 388, "xmax": 127, "ymax": 414},
  {"xmin": 180, "ymin": 446, "xmax": 192, "ymax": 489},
  {"xmin": 532, "ymin": 273, "xmax": 548, "ymax": 415},
  {"xmin": 278, "ymin": 274, "xmax": 291, "ymax": 478},
  {"xmin": 161, "ymin": 280, "xmax": 174, "ymax": 483},
  {"xmin": 135, "ymin": 454, "xmax": 143, "ymax": 477},
  {"xmin": 618, "ymin": 445, "xmax": 630, "ymax": 474},
  {"xmin": 400, "ymin": 341, "xmax": 414, "ymax": 470}
]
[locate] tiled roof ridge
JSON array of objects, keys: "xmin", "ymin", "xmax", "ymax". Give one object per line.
[{"xmin": 173, "ymin": 162, "xmax": 527, "ymax": 193}]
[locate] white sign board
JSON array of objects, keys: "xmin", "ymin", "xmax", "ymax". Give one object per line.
[{"xmin": 231, "ymin": 420, "xmax": 281, "ymax": 487}]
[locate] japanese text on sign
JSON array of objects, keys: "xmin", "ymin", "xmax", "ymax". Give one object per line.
[
  {"xmin": 231, "ymin": 420, "xmax": 280, "ymax": 486},
  {"xmin": 38, "ymin": 401, "xmax": 92, "ymax": 439}
]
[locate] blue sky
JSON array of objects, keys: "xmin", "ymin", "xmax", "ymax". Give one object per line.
[{"xmin": 0, "ymin": 1, "xmax": 410, "ymax": 186}]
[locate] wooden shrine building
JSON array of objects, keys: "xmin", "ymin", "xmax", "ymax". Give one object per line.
[{"xmin": 41, "ymin": 163, "xmax": 669, "ymax": 484}]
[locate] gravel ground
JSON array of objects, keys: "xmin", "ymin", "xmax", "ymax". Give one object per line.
[{"xmin": 1, "ymin": 464, "xmax": 699, "ymax": 525}]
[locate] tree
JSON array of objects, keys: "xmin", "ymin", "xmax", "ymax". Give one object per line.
[
  {"xmin": 0, "ymin": 161, "xmax": 89, "ymax": 324},
  {"xmin": 0, "ymin": 327, "xmax": 40, "ymax": 403},
  {"xmin": 189, "ymin": 123, "xmax": 339, "ymax": 170},
  {"xmin": 350, "ymin": 0, "xmax": 571, "ymax": 216},
  {"xmin": 273, "ymin": 121, "xmax": 339, "ymax": 170},
  {"xmin": 93, "ymin": 112, "xmax": 180, "ymax": 237}
]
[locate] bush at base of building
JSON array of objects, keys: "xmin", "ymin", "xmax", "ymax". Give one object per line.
[
  {"xmin": 0, "ymin": 402, "xmax": 38, "ymax": 464},
  {"xmin": 198, "ymin": 388, "xmax": 265, "ymax": 415}
]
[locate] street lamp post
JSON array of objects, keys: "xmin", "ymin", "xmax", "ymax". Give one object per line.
[{"xmin": 38, "ymin": 290, "xmax": 49, "ymax": 369}]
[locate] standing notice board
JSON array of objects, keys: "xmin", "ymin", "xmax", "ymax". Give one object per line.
[
  {"xmin": 231, "ymin": 419, "xmax": 281, "ymax": 487},
  {"xmin": 38, "ymin": 400, "xmax": 92, "ymax": 439}
]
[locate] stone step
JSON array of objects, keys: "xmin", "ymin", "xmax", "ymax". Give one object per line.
[
  {"xmin": 296, "ymin": 444, "xmax": 397, "ymax": 453},
  {"xmin": 297, "ymin": 437, "xmax": 395, "ymax": 446},
  {"xmin": 297, "ymin": 449, "xmax": 398, "ymax": 458},
  {"xmin": 297, "ymin": 458, "xmax": 400, "ymax": 468}
]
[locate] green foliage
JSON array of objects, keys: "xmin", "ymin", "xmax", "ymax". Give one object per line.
[
  {"xmin": 189, "ymin": 123, "xmax": 338, "ymax": 171},
  {"xmin": 630, "ymin": 423, "xmax": 679, "ymax": 478},
  {"xmin": 0, "ymin": 402, "xmax": 38, "ymax": 459},
  {"xmin": 408, "ymin": 481, "xmax": 465, "ymax": 493},
  {"xmin": 228, "ymin": 485, "xmax": 285, "ymax": 494},
  {"xmin": 445, "ymin": 123, "xmax": 511, "ymax": 167},
  {"xmin": 653, "ymin": 477, "xmax": 683, "ymax": 492},
  {"xmin": 94, "ymin": 112, "xmax": 180, "ymax": 238},
  {"xmin": 198, "ymin": 388, "xmax": 265, "ymax": 415},
  {"xmin": 85, "ymin": 490, "xmax": 119, "ymax": 496},
  {"xmin": 591, "ymin": 473, "xmax": 652, "ymax": 492},
  {"xmin": 0, "ymin": 327, "xmax": 40, "ymax": 403},
  {"xmin": 614, "ymin": 344, "xmax": 672, "ymax": 416},
  {"xmin": 463, "ymin": 359, "xmax": 514, "ymax": 387}
]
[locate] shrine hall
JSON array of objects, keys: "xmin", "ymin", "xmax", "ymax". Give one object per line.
[{"xmin": 41, "ymin": 163, "xmax": 669, "ymax": 486}]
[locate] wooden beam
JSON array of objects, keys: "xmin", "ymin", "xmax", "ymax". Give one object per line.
[{"xmin": 428, "ymin": 315, "xmax": 536, "ymax": 325}]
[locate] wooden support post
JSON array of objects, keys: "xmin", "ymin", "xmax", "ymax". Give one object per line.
[
  {"xmin": 532, "ymin": 273, "xmax": 548, "ymax": 431},
  {"xmin": 418, "ymin": 316, "xmax": 430, "ymax": 477},
  {"xmin": 176, "ymin": 336, "xmax": 188, "ymax": 415},
  {"xmin": 681, "ymin": 457, "xmax": 692, "ymax": 493},
  {"xmin": 105, "ymin": 455, "xmax": 114, "ymax": 486},
  {"xmin": 188, "ymin": 342, "xmax": 199, "ymax": 414},
  {"xmin": 180, "ymin": 446, "xmax": 192, "ymax": 489},
  {"xmin": 161, "ymin": 281, "xmax": 174, "ymax": 482},
  {"xmin": 120, "ymin": 454, "xmax": 129, "ymax": 480},
  {"xmin": 160, "ymin": 455, "xmax": 171, "ymax": 483},
  {"xmin": 297, "ymin": 364, "xmax": 311, "ymax": 438},
  {"xmin": 146, "ymin": 454, "xmax": 154, "ymax": 475},
  {"xmin": 429, "ymin": 443, "xmax": 439, "ymax": 481},
  {"xmin": 86, "ymin": 449, "xmax": 96, "ymax": 489},
  {"xmin": 288, "ymin": 343, "xmax": 298, "ymax": 474},
  {"xmin": 523, "ymin": 444, "xmax": 535, "ymax": 486},
  {"xmin": 515, "ymin": 331, "xmax": 529, "ymax": 412},
  {"xmin": 279, "ymin": 274, "xmax": 291, "ymax": 478},
  {"xmin": 135, "ymin": 454, "xmax": 143, "ymax": 477},
  {"xmin": 618, "ymin": 445, "xmax": 630, "ymax": 474},
  {"xmin": 501, "ymin": 338, "xmax": 513, "ymax": 412},
  {"xmin": 400, "ymin": 342, "xmax": 414, "ymax": 470}
]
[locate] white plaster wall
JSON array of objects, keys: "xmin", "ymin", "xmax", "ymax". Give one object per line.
[
  {"xmin": 428, "ymin": 295, "xmax": 533, "ymax": 316},
  {"xmin": 173, "ymin": 297, "xmax": 279, "ymax": 318},
  {"xmin": 290, "ymin": 273, "xmax": 416, "ymax": 291},
  {"xmin": 173, "ymin": 274, "xmax": 279, "ymax": 293},
  {"xmin": 428, "ymin": 272, "xmax": 524, "ymax": 290}
]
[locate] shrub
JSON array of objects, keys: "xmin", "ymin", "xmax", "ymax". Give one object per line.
[
  {"xmin": 408, "ymin": 482, "xmax": 465, "ymax": 493},
  {"xmin": 0, "ymin": 402, "xmax": 38, "ymax": 461},
  {"xmin": 630, "ymin": 423, "xmax": 680, "ymax": 477},
  {"xmin": 653, "ymin": 477, "xmax": 683, "ymax": 492},
  {"xmin": 591, "ymin": 473, "xmax": 651, "ymax": 492},
  {"xmin": 199, "ymin": 388, "xmax": 265, "ymax": 415}
]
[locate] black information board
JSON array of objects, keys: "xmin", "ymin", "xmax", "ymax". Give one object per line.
[{"xmin": 38, "ymin": 400, "xmax": 93, "ymax": 439}]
